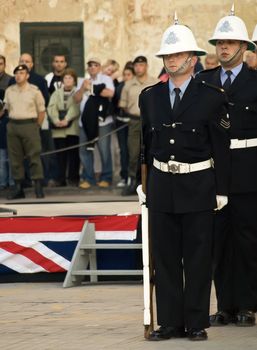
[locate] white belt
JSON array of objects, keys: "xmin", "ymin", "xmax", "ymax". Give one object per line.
[
  {"xmin": 153, "ymin": 158, "xmax": 213, "ymax": 174},
  {"xmin": 230, "ymin": 138, "xmax": 257, "ymax": 149},
  {"xmin": 116, "ymin": 116, "xmax": 130, "ymax": 123}
]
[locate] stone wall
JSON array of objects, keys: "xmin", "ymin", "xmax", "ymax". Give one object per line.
[{"xmin": 0, "ymin": 0, "xmax": 256, "ymax": 77}]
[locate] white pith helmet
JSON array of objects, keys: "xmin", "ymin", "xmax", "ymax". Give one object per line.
[
  {"xmin": 209, "ymin": 4, "xmax": 256, "ymax": 51},
  {"xmin": 156, "ymin": 12, "xmax": 207, "ymax": 57},
  {"xmin": 252, "ymin": 24, "xmax": 257, "ymax": 43}
]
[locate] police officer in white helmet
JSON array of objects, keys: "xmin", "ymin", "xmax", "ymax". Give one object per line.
[
  {"xmin": 138, "ymin": 13, "xmax": 230, "ymax": 341},
  {"xmin": 197, "ymin": 5, "xmax": 257, "ymax": 327}
]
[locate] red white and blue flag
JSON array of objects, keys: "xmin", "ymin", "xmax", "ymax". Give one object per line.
[{"xmin": 0, "ymin": 215, "xmax": 139, "ymax": 274}]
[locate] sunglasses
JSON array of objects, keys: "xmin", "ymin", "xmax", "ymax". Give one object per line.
[{"xmin": 88, "ymin": 62, "xmax": 100, "ymax": 67}]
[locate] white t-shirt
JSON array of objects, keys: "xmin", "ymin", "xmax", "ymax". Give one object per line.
[{"xmin": 77, "ymin": 73, "xmax": 115, "ymax": 127}]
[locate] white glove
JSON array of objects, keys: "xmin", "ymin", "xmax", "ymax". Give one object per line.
[
  {"xmin": 215, "ymin": 195, "xmax": 228, "ymax": 211},
  {"xmin": 136, "ymin": 184, "xmax": 146, "ymax": 205}
]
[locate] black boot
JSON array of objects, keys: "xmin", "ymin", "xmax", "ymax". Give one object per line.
[
  {"xmin": 121, "ymin": 177, "xmax": 137, "ymax": 196},
  {"xmin": 7, "ymin": 181, "xmax": 25, "ymax": 200},
  {"xmin": 34, "ymin": 180, "xmax": 44, "ymax": 198}
]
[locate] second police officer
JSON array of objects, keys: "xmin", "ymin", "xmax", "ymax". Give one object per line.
[{"xmin": 198, "ymin": 7, "xmax": 257, "ymax": 327}]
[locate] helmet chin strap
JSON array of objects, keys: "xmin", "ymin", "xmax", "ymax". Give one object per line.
[
  {"xmin": 164, "ymin": 56, "xmax": 192, "ymax": 75},
  {"xmin": 221, "ymin": 44, "xmax": 243, "ymax": 65}
]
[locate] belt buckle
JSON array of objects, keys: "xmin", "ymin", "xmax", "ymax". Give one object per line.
[{"xmin": 168, "ymin": 162, "xmax": 180, "ymax": 174}]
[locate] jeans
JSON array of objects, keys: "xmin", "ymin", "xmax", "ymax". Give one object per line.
[
  {"xmin": 116, "ymin": 119, "xmax": 129, "ymax": 181},
  {"xmin": 0, "ymin": 148, "xmax": 14, "ymax": 187},
  {"xmin": 79, "ymin": 124, "xmax": 113, "ymax": 184}
]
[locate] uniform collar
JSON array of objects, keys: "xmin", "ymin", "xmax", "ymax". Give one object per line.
[
  {"xmin": 220, "ymin": 62, "xmax": 243, "ymax": 80},
  {"xmin": 168, "ymin": 76, "xmax": 192, "ymax": 97}
]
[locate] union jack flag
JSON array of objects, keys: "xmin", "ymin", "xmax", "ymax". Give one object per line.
[{"xmin": 0, "ymin": 215, "xmax": 140, "ymax": 275}]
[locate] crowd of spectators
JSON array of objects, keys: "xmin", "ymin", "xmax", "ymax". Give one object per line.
[{"xmin": 1, "ymin": 50, "xmax": 249, "ymax": 199}]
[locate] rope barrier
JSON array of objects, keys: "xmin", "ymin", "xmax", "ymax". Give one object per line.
[{"xmin": 40, "ymin": 122, "xmax": 129, "ymax": 157}]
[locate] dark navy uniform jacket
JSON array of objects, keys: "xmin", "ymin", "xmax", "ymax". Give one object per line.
[
  {"xmin": 139, "ymin": 77, "xmax": 230, "ymax": 214},
  {"xmin": 197, "ymin": 63, "xmax": 257, "ymax": 194}
]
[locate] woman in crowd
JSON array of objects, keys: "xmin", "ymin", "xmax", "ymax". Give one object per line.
[{"xmin": 47, "ymin": 68, "xmax": 80, "ymax": 186}]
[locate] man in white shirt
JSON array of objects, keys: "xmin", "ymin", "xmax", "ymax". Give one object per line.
[
  {"xmin": 74, "ymin": 57, "xmax": 114, "ymax": 189},
  {"xmin": 45, "ymin": 55, "xmax": 68, "ymax": 95}
]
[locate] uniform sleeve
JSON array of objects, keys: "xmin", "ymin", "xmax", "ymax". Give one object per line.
[
  {"xmin": 35, "ymin": 89, "xmax": 46, "ymax": 113},
  {"xmin": 208, "ymin": 99, "xmax": 230, "ymax": 195},
  {"xmin": 139, "ymin": 92, "xmax": 152, "ymax": 167}
]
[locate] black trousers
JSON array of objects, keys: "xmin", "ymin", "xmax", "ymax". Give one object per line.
[
  {"xmin": 53, "ymin": 136, "xmax": 80, "ymax": 185},
  {"xmin": 150, "ymin": 209, "xmax": 214, "ymax": 329},
  {"xmin": 214, "ymin": 193, "xmax": 257, "ymax": 312}
]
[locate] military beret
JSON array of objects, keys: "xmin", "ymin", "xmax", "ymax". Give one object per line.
[
  {"xmin": 133, "ymin": 56, "xmax": 147, "ymax": 64},
  {"xmin": 13, "ymin": 64, "xmax": 29, "ymax": 74}
]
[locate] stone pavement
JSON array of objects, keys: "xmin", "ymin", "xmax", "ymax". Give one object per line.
[
  {"xmin": 0, "ymin": 188, "xmax": 256, "ymax": 349},
  {"xmin": 0, "ymin": 184, "xmax": 140, "ymax": 216},
  {"xmin": 0, "ymin": 184, "xmax": 138, "ymax": 204},
  {"xmin": 0, "ymin": 282, "xmax": 256, "ymax": 350}
]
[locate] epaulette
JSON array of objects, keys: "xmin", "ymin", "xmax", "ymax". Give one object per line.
[
  {"xmin": 200, "ymin": 80, "xmax": 225, "ymax": 93},
  {"xmin": 141, "ymin": 80, "xmax": 164, "ymax": 94},
  {"xmin": 30, "ymin": 83, "xmax": 40, "ymax": 91},
  {"xmin": 196, "ymin": 66, "xmax": 220, "ymax": 75}
]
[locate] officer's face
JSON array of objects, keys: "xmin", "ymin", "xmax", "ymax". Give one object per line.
[
  {"xmin": 52, "ymin": 56, "xmax": 67, "ymax": 73},
  {"xmin": 216, "ymin": 40, "xmax": 247, "ymax": 68},
  {"xmin": 0, "ymin": 59, "xmax": 5, "ymax": 74},
  {"xmin": 15, "ymin": 70, "xmax": 29, "ymax": 84},
  {"xmin": 163, "ymin": 52, "xmax": 196, "ymax": 76}
]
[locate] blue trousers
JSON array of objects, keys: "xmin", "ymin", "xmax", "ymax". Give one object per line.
[{"xmin": 79, "ymin": 124, "xmax": 113, "ymax": 184}]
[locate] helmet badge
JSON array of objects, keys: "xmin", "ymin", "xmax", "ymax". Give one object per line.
[
  {"xmin": 219, "ymin": 20, "xmax": 234, "ymax": 33},
  {"xmin": 165, "ymin": 32, "xmax": 180, "ymax": 45}
]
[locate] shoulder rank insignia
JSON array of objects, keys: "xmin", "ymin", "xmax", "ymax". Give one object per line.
[
  {"xmin": 220, "ymin": 114, "xmax": 230, "ymax": 129},
  {"xmin": 141, "ymin": 81, "xmax": 163, "ymax": 94}
]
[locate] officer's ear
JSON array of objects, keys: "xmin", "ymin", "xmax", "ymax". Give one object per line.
[
  {"xmin": 240, "ymin": 41, "xmax": 248, "ymax": 53},
  {"xmin": 190, "ymin": 55, "xmax": 198, "ymax": 68}
]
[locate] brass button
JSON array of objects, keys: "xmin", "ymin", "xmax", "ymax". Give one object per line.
[
  {"xmin": 170, "ymin": 155, "xmax": 175, "ymax": 160},
  {"xmin": 169, "ymin": 139, "xmax": 175, "ymax": 144},
  {"xmin": 172, "ymin": 123, "xmax": 176, "ymax": 128}
]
